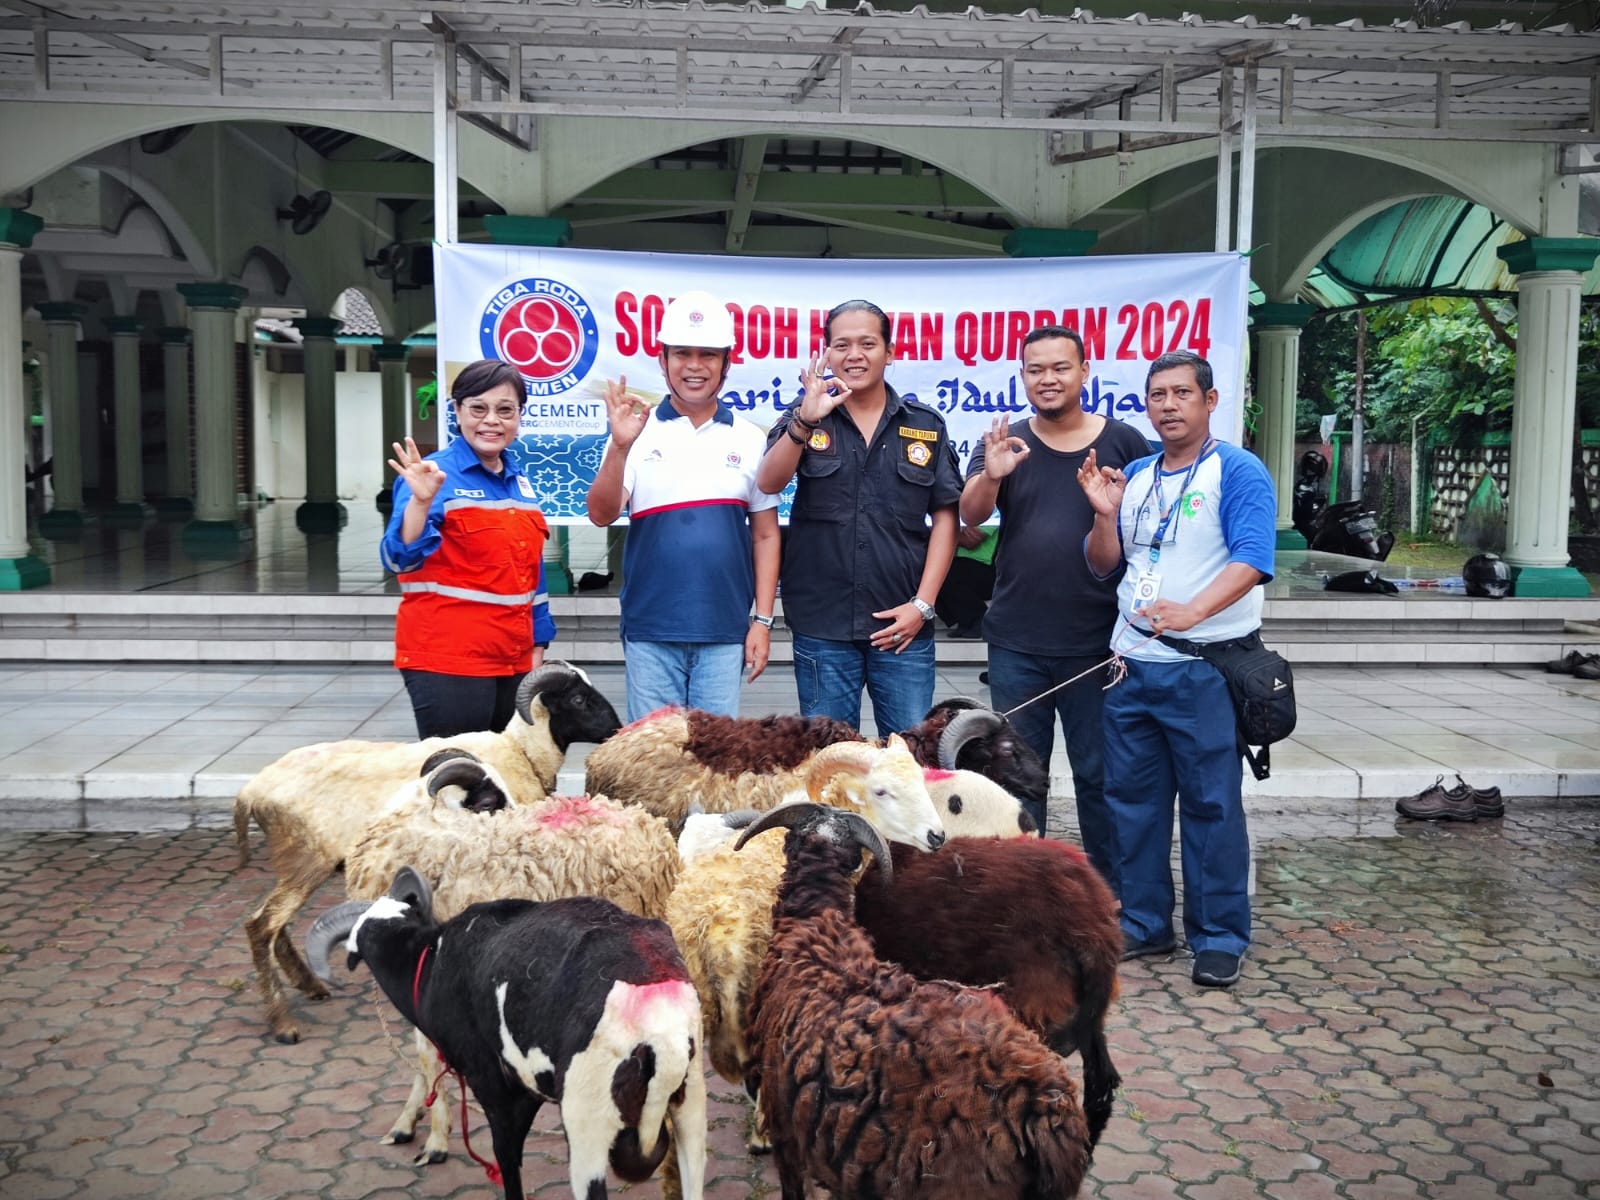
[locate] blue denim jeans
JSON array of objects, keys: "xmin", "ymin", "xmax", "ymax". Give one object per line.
[
  {"xmin": 1103, "ymin": 656, "xmax": 1250, "ymax": 956},
  {"xmin": 791, "ymin": 631, "xmax": 935, "ymax": 738},
  {"xmin": 622, "ymin": 639, "xmax": 746, "ymax": 723},
  {"xmin": 986, "ymin": 645, "xmax": 1115, "ymax": 889}
]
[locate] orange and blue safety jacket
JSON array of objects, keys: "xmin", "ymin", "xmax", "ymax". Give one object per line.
[{"xmin": 380, "ymin": 435, "xmax": 555, "ymax": 676}]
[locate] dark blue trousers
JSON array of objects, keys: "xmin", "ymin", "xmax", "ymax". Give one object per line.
[
  {"xmin": 400, "ymin": 669, "xmax": 522, "ymax": 740},
  {"xmin": 1103, "ymin": 656, "xmax": 1251, "ymax": 956}
]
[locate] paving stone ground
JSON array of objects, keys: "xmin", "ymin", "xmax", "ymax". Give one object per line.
[{"xmin": 1, "ymin": 799, "xmax": 1597, "ymax": 1199}]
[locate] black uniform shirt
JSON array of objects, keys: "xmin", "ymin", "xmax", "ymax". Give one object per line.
[{"xmin": 768, "ymin": 386, "xmax": 962, "ymax": 642}]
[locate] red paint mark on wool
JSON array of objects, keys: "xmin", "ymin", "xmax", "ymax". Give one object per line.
[
  {"xmin": 616, "ymin": 706, "xmax": 678, "ymax": 735},
  {"xmin": 1038, "ymin": 839, "xmax": 1090, "ymax": 866},
  {"xmin": 922, "ymin": 768, "xmax": 956, "ymax": 783},
  {"xmin": 614, "ymin": 978, "xmax": 696, "ymax": 1026},
  {"xmin": 533, "ymin": 794, "xmax": 626, "ymax": 831}
]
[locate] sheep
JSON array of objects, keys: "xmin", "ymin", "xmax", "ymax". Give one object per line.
[
  {"xmin": 584, "ymin": 699, "xmax": 1045, "ymax": 835},
  {"xmin": 921, "ymin": 765, "xmax": 1042, "ymax": 839},
  {"xmin": 233, "ymin": 662, "xmax": 622, "ymax": 1044},
  {"xmin": 305, "ymin": 866, "xmax": 706, "ymax": 1200},
  {"xmin": 344, "ymin": 753, "xmax": 682, "ymax": 1168},
  {"xmin": 854, "ymin": 835, "xmax": 1124, "ymax": 1149},
  {"xmin": 739, "ymin": 803, "xmax": 1091, "ymax": 1200}
]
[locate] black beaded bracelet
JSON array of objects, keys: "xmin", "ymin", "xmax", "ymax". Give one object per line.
[
  {"xmin": 785, "ymin": 423, "xmax": 809, "ymax": 446},
  {"xmin": 791, "ymin": 414, "xmax": 818, "ymax": 432}
]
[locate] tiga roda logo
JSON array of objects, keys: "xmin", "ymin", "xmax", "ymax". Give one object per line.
[{"xmin": 480, "ymin": 277, "xmax": 600, "ymax": 397}]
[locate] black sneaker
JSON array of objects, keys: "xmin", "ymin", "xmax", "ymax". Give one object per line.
[
  {"xmin": 1396, "ymin": 775, "xmax": 1478, "ymax": 822},
  {"xmin": 1192, "ymin": 950, "xmax": 1243, "ymax": 988},
  {"xmin": 1120, "ymin": 933, "xmax": 1178, "ymax": 962},
  {"xmin": 1452, "ymin": 773, "xmax": 1504, "ymax": 819}
]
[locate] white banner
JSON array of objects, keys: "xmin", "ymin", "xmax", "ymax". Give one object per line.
[{"xmin": 434, "ymin": 244, "xmax": 1251, "ymax": 522}]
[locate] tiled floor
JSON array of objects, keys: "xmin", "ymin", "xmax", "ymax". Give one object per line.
[{"xmin": 0, "ymin": 658, "xmax": 1596, "ymax": 833}]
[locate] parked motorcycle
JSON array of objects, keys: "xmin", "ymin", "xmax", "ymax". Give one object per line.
[
  {"xmin": 1291, "ymin": 450, "xmax": 1329, "ymax": 544},
  {"xmin": 1307, "ymin": 499, "xmax": 1396, "ymax": 561}
]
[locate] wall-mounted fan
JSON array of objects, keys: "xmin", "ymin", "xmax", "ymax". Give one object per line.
[
  {"xmin": 277, "ymin": 190, "xmax": 333, "ymax": 235},
  {"xmin": 365, "ymin": 242, "xmax": 409, "ymax": 279}
]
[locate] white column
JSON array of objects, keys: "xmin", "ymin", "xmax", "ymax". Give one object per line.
[
  {"xmin": 375, "ymin": 342, "xmax": 409, "ymax": 509},
  {"xmin": 159, "ymin": 326, "xmax": 193, "ymax": 511},
  {"xmin": 1504, "ymin": 270, "xmax": 1582, "ymax": 571},
  {"xmin": 107, "ymin": 316, "xmax": 150, "ymax": 516},
  {"xmin": 0, "ymin": 208, "xmax": 50, "ymax": 586},
  {"xmin": 177, "ymin": 282, "xmax": 250, "ymax": 549},
  {"xmin": 1251, "ymin": 309, "xmax": 1313, "ymax": 549},
  {"xmin": 294, "ymin": 317, "xmax": 347, "ymax": 532},
  {"xmin": 37, "ymin": 302, "xmax": 85, "ymax": 526}
]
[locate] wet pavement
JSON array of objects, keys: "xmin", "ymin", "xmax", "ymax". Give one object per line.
[{"xmin": 2, "ymin": 797, "xmax": 1597, "ymax": 1199}]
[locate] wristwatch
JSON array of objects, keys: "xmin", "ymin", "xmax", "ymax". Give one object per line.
[
  {"xmin": 910, "ymin": 597, "xmax": 936, "ymax": 622},
  {"xmin": 752, "ymin": 613, "xmax": 775, "ymax": 628}
]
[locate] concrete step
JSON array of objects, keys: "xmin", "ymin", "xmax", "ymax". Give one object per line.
[{"xmin": 1, "ymin": 592, "xmax": 1598, "ymax": 666}]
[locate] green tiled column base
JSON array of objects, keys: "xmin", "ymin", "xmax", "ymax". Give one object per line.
[
  {"xmin": 38, "ymin": 508, "xmax": 89, "ymax": 538},
  {"xmin": 181, "ymin": 519, "xmax": 255, "ymax": 557},
  {"xmin": 104, "ymin": 502, "xmax": 154, "ymax": 526},
  {"xmin": 295, "ymin": 501, "xmax": 349, "ymax": 533},
  {"xmin": 154, "ymin": 497, "xmax": 195, "ymax": 517},
  {"xmin": 0, "ymin": 554, "xmax": 50, "ymax": 590},
  {"xmin": 1276, "ymin": 527, "xmax": 1308, "ymax": 550},
  {"xmin": 1511, "ymin": 565, "xmax": 1592, "ymax": 597}
]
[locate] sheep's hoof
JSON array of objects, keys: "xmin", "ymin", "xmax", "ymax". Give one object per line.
[
  {"xmin": 305, "ymin": 985, "xmax": 330, "ymax": 1002},
  {"xmin": 271, "ymin": 1026, "xmax": 301, "ymax": 1046},
  {"xmin": 380, "ymin": 1129, "xmax": 414, "ymax": 1146},
  {"xmin": 747, "ymin": 1138, "xmax": 773, "ymax": 1157},
  {"xmin": 413, "ymin": 1148, "xmax": 449, "ymax": 1167}
]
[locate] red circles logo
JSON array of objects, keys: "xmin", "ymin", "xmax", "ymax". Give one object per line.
[{"xmin": 479, "ymin": 276, "xmax": 600, "ymax": 395}]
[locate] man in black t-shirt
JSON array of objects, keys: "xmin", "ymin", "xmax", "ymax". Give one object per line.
[{"xmin": 960, "ymin": 325, "xmax": 1151, "ymax": 887}]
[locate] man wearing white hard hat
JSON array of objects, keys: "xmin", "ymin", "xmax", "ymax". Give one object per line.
[{"xmin": 586, "ymin": 291, "xmax": 780, "ymax": 721}]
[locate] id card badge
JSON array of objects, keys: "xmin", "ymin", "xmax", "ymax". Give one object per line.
[{"xmin": 1132, "ymin": 570, "xmax": 1162, "ymax": 614}]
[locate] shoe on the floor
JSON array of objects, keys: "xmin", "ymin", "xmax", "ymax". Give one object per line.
[
  {"xmin": 977, "ymin": 670, "xmax": 989, "ymax": 685},
  {"xmin": 1452, "ymin": 773, "xmax": 1504, "ymax": 819},
  {"xmin": 1396, "ymin": 775, "xmax": 1479, "ymax": 822},
  {"xmin": 1120, "ymin": 933, "xmax": 1178, "ymax": 962},
  {"xmin": 1192, "ymin": 949, "xmax": 1243, "ymax": 988},
  {"xmin": 1544, "ymin": 650, "xmax": 1591, "ymax": 675},
  {"xmin": 1574, "ymin": 656, "xmax": 1600, "ymax": 681}
]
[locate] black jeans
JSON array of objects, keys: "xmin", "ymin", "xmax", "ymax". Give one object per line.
[{"xmin": 400, "ymin": 669, "xmax": 522, "ymax": 739}]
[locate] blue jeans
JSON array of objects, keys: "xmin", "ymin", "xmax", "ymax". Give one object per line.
[
  {"xmin": 623, "ymin": 639, "xmax": 746, "ymax": 723},
  {"xmin": 401, "ymin": 670, "xmax": 521, "ymax": 740},
  {"xmin": 1103, "ymin": 656, "xmax": 1250, "ymax": 956},
  {"xmin": 986, "ymin": 646, "xmax": 1115, "ymax": 889},
  {"xmin": 791, "ymin": 632, "xmax": 935, "ymax": 738}
]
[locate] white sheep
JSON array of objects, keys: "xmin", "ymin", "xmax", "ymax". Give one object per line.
[
  {"xmin": 233, "ymin": 663, "xmax": 622, "ymax": 1044},
  {"xmin": 343, "ymin": 753, "xmax": 682, "ymax": 1169}
]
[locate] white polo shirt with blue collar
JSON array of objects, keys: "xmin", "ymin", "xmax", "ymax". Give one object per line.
[{"xmin": 619, "ymin": 397, "xmax": 778, "ymax": 644}]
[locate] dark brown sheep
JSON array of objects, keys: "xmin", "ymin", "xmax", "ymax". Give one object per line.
[
  {"xmin": 856, "ymin": 836, "xmax": 1123, "ymax": 1148},
  {"xmin": 740, "ymin": 804, "xmax": 1090, "ymax": 1200}
]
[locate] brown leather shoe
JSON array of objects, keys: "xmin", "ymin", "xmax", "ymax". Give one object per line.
[
  {"xmin": 1452, "ymin": 773, "xmax": 1504, "ymax": 819},
  {"xmin": 1396, "ymin": 775, "xmax": 1479, "ymax": 822}
]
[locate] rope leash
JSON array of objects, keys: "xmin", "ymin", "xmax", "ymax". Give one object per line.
[{"xmin": 995, "ymin": 629, "xmax": 1161, "ymax": 720}]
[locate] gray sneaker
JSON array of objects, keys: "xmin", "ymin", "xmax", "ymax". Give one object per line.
[{"xmin": 1396, "ymin": 775, "xmax": 1478, "ymax": 822}]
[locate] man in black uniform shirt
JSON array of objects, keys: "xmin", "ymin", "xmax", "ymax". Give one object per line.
[{"xmin": 757, "ymin": 299, "xmax": 961, "ymax": 736}]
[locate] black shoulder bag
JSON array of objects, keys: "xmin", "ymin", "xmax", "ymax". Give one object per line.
[{"xmin": 1145, "ymin": 629, "xmax": 1297, "ymax": 781}]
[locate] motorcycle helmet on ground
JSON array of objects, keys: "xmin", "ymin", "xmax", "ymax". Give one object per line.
[{"xmin": 1462, "ymin": 552, "xmax": 1512, "ymax": 598}]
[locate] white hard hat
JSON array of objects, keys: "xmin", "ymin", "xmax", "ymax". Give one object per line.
[{"xmin": 658, "ymin": 291, "xmax": 736, "ymax": 350}]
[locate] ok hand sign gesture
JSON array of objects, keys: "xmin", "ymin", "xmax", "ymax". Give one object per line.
[
  {"xmin": 981, "ymin": 416, "xmax": 1030, "ymax": 481},
  {"xmin": 603, "ymin": 375, "xmax": 651, "ymax": 451},
  {"xmin": 388, "ymin": 436, "xmax": 446, "ymax": 505}
]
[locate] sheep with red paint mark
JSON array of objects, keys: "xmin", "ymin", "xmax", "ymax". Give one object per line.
[
  {"xmin": 342, "ymin": 754, "xmax": 681, "ymax": 1169},
  {"xmin": 307, "ymin": 866, "xmax": 706, "ymax": 1200}
]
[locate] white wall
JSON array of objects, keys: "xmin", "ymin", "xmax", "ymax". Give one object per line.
[
  {"xmin": 255, "ymin": 352, "xmax": 384, "ymax": 501},
  {"xmin": 336, "ymin": 360, "xmax": 383, "ymax": 501}
]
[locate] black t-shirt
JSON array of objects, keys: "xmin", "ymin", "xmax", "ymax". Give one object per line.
[
  {"xmin": 966, "ymin": 416, "xmax": 1153, "ymax": 656},
  {"xmin": 769, "ymin": 387, "xmax": 963, "ymax": 642}
]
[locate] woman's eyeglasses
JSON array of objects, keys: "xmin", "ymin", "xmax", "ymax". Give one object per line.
[{"xmin": 459, "ymin": 400, "xmax": 522, "ymax": 421}]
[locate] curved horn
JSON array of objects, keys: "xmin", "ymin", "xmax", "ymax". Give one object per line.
[
  {"xmin": 419, "ymin": 747, "xmax": 480, "ymax": 777},
  {"xmin": 425, "ymin": 757, "xmax": 491, "ymax": 798},
  {"xmin": 305, "ymin": 900, "xmax": 374, "ymax": 985},
  {"xmin": 388, "ymin": 865, "xmax": 434, "ymax": 922},
  {"xmin": 801, "ymin": 741, "xmax": 876, "ymax": 802},
  {"xmin": 516, "ymin": 662, "xmax": 577, "ymax": 724},
  {"xmin": 836, "ymin": 810, "xmax": 893, "ymax": 885},
  {"xmin": 721, "ymin": 808, "xmax": 764, "ymax": 830},
  {"xmin": 734, "ymin": 801, "xmax": 827, "ymax": 851},
  {"xmin": 938, "ymin": 708, "xmax": 1006, "ymax": 769}
]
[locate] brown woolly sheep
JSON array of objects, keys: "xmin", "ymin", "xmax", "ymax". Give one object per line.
[
  {"xmin": 584, "ymin": 699, "xmax": 1045, "ymax": 835},
  {"xmin": 234, "ymin": 663, "xmax": 621, "ymax": 1044},
  {"xmin": 856, "ymin": 835, "xmax": 1123, "ymax": 1148},
  {"xmin": 342, "ymin": 755, "xmax": 681, "ymax": 1169},
  {"xmin": 740, "ymin": 804, "xmax": 1091, "ymax": 1200}
]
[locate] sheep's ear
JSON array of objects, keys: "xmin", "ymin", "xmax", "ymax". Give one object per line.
[
  {"xmin": 305, "ymin": 901, "xmax": 374, "ymax": 985},
  {"xmin": 388, "ymin": 866, "xmax": 435, "ymax": 921},
  {"xmin": 937, "ymin": 708, "xmax": 1005, "ymax": 769}
]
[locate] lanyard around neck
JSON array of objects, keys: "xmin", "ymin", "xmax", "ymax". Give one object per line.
[{"xmin": 1144, "ymin": 439, "xmax": 1212, "ymax": 564}]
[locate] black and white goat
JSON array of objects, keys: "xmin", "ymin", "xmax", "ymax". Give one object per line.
[{"xmin": 306, "ymin": 867, "xmax": 706, "ymax": 1200}]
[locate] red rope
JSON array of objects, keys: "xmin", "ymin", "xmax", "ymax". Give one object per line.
[{"xmin": 411, "ymin": 943, "xmax": 502, "ymax": 1187}]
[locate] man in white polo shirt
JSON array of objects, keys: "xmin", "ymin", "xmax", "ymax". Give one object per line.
[{"xmin": 586, "ymin": 290, "xmax": 781, "ymax": 721}]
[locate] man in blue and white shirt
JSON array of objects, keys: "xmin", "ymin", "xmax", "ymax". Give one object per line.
[{"xmin": 1080, "ymin": 350, "xmax": 1276, "ymax": 989}]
